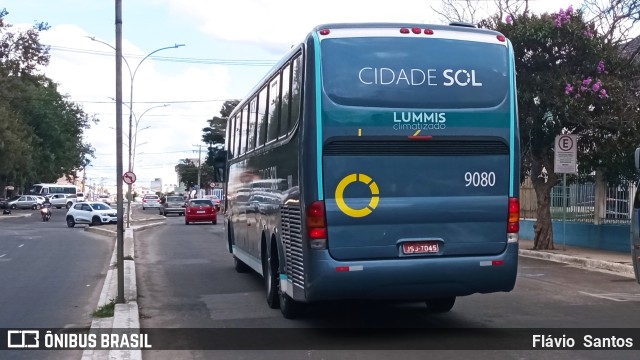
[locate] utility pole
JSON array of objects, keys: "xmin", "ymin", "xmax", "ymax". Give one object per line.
[{"xmin": 115, "ymin": 0, "xmax": 125, "ymax": 304}]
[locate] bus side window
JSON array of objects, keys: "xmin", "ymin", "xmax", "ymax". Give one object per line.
[
  {"xmin": 248, "ymin": 99, "xmax": 258, "ymax": 150},
  {"xmin": 239, "ymin": 108, "xmax": 247, "ymax": 155},
  {"xmin": 267, "ymin": 75, "xmax": 281, "ymax": 142},
  {"xmin": 257, "ymin": 86, "xmax": 268, "ymax": 146},
  {"xmin": 289, "ymin": 54, "xmax": 303, "ymax": 133},
  {"xmin": 279, "ymin": 63, "xmax": 291, "ymax": 138}
]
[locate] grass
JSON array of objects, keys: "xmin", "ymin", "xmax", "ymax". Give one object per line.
[{"xmin": 92, "ymin": 298, "xmax": 116, "ymax": 318}]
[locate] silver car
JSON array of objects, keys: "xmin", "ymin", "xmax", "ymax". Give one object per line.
[
  {"xmin": 160, "ymin": 196, "xmax": 186, "ymax": 216},
  {"xmin": 1, "ymin": 195, "xmax": 41, "ymax": 210},
  {"xmin": 49, "ymin": 194, "xmax": 77, "ymax": 209},
  {"xmin": 142, "ymin": 195, "xmax": 162, "ymax": 210}
]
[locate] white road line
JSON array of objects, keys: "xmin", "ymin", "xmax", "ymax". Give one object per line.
[
  {"xmin": 18, "ymin": 244, "xmax": 24, "ymax": 248},
  {"xmin": 0, "ymin": 254, "xmax": 6, "ymax": 258},
  {"xmin": 579, "ymin": 291, "xmax": 640, "ymax": 302}
]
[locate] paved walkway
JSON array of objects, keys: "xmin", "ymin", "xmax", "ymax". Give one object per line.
[{"xmin": 519, "ymin": 238, "xmax": 636, "ymax": 279}]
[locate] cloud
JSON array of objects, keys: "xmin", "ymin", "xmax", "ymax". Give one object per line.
[
  {"xmin": 36, "ymin": 24, "xmax": 232, "ymax": 186},
  {"xmin": 162, "ymin": 0, "xmax": 432, "ymax": 54}
]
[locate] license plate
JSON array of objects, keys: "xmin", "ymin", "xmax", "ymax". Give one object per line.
[
  {"xmin": 197, "ymin": 211, "xmax": 205, "ymax": 214},
  {"xmin": 402, "ymin": 241, "xmax": 439, "ymax": 254}
]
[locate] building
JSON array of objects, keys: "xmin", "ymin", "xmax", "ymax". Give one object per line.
[{"xmin": 150, "ymin": 178, "xmax": 162, "ymax": 193}]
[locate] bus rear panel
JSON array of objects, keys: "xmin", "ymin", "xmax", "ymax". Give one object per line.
[{"xmin": 292, "ymin": 24, "xmax": 519, "ymax": 302}]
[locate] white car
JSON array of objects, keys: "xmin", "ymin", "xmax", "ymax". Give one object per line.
[
  {"xmin": 65, "ymin": 201, "xmax": 118, "ymax": 227},
  {"xmin": 142, "ymin": 194, "xmax": 162, "ymax": 210}
]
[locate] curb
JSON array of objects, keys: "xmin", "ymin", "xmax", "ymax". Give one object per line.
[
  {"xmin": 82, "ymin": 222, "xmax": 163, "ymax": 359},
  {"xmin": 519, "ymin": 249, "xmax": 635, "ymax": 278}
]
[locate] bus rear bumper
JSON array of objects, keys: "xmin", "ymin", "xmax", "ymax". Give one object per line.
[{"xmin": 300, "ymin": 242, "xmax": 518, "ymax": 302}]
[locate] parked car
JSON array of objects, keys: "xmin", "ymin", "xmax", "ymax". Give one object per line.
[
  {"xmin": 76, "ymin": 192, "xmax": 85, "ymax": 202},
  {"xmin": 49, "ymin": 193, "xmax": 77, "ymax": 209},
  {"xmin": 160, "ymin": 195, "xmax": 186, "ymax": 216},
  {"xmin": 142, "ymin": 194, "xmax": 161, "ymax": 210},
  {"xmin": 0, "ymin": 195, "xmax": 41, "ymax": 210},
  {"xmin": 65, "ymin": 201, "xmax": 117, "ymax": 227},
  {"xmin": 184, "ymin": 199, "xmax": 217, "ymax": 225}
]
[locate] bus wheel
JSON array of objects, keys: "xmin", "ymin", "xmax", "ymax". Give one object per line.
[
  {"xmin": 264, "ymin": 244, "xmax": 280, "ymax": 309},
  {"xmin": 425, "ymin": 297, "xmax": 456, "ymax": 313}
]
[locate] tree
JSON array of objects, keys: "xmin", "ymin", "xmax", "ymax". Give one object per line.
[
  {"xmin": 0, "ymin": 8, "xmax": 96, "ymax": 192},
  {"xmin": 175, "ymin": 158, "xmax": 215, "ymax": 191},
  {"xmin": 479, "ymin": 6, "xmax": 640, "ymax": 249},
  {"xmin": 202, "ymin": 99, "xmax": 239, "ymax": 167}
]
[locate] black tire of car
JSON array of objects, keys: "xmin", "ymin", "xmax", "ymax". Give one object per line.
[
  {"xmin": 66, "ymin": 216, "xmax": 75, "ymax": 228},
  {"xmin": 66, "ymin": 202, "xmax": 72, "ymax": 209},
  {"xmin": 425, "ymin": 297, "xmax": 456, "ymax": 313},
  {"xmin": 185, "ymin": 220, "xmax": 189, "ymax": 225},
  {"xmin": 31, "ymin": 204, "xmax": 38, "ymax": 210},
  {"xmin": 212, "ymin": 217, "xmax": 217, "ymax": 225},
  {"xmin": 10, "ymin": 204, "xmax": 16, "ymax": 209},
  {"xmin": 91, "ymin": 216, "xmax": 101, "ymax": 226}
]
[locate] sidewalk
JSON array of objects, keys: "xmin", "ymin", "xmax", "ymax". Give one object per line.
[
  {"xmin": 518, "ymin": 238, "xmax": 636, "ymax": 279},
  {"xmin": 82, "ymin": 203, "xmax": 165, "ymax": 360}
]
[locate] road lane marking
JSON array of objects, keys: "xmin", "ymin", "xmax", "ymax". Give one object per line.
[
  {"xmin": 0, "ymin": 254, "xmax": 6, "ymax": 258},
  {"xmin": 18, "ymin": 244, "xmax": 24, "ymax": 247},
  {"xmin": 579, "ymin": 291, "xmax": 640, "ymax": 302}
]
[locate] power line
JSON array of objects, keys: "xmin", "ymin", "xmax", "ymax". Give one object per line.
[{"xmin": 47, "ymin": 45, "xmax": 278, "ymax": 66}]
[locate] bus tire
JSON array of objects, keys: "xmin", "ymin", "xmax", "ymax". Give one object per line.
[
  {"xmin": 263, "ymin": 240, "xmax": 280, "ymax": 309},
  {"xmin": 425, "ymin": 297, "xmax": 456, "ymax": 313}
]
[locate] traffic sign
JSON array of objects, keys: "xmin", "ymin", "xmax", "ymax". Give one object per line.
[
  {"xmin": 554, "ymin": 134, "xmax": 578, "ymax": 174},
  {"xmin": 123, "ymin": 171, "xmax": 137, "ymax": 185}
]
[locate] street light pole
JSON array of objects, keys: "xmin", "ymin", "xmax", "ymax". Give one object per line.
[{"xmin": 89, "ymin": 36, "xmax": 184, "ymax": 227}]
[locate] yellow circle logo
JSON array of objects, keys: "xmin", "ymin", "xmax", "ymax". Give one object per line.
[{"xmin": 335, "ymin": 173, "xmax": 379, "ymax": 218}]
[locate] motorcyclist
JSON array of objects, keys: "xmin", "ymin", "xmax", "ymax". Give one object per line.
[{"xmin": 42, "ymin": 197, "xmax": 52, "ymax": 209}]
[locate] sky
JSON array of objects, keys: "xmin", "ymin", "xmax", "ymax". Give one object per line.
[{"xmin": 3, "ymin": 0, "xmax": 575, "ymax": 189}]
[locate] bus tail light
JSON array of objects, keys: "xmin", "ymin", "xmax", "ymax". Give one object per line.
[
  {"xmin": 507, "ymin": 197, "xmax": 519, "ymax": 242},
  {"xmin": 307, "ymin": 201, "xmax": 327, "ymax": 249}
]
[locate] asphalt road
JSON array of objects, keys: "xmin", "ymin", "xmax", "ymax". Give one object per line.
[
  {"xmin": 0, "ymin": 208, "xmax": 113, "ymax": 360},
  {"xmin": 135, "ymin": 215, "xmax": 640, "ymax": 359}
]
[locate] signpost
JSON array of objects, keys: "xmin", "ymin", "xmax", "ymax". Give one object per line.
[
  {"xmin": 554, "ymin": 134, "xmax": 578, "ymax": 250},
  {"xmin": 123, "ymin": 171, "xmax": 137, "ymax": 185}
]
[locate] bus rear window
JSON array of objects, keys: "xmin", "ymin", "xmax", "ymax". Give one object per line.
[{"xmin": 320, "ymin": 37, "xmax": 509, "ymax": 109}]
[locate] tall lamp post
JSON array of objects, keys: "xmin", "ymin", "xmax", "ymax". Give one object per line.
[{"xmin": 88, "ymin": 36, "xmax": 184, "ymax": 226}]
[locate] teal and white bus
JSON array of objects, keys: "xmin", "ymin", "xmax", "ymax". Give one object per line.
[{"xmin": 216, "ymin": 23, "xmax": 520, "ymax": 318}]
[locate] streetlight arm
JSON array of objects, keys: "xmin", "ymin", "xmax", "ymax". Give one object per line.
[
  {"xmin": 131, "ymin": 44, "xmax": 186, "ymax": 81},
  {"xmin": 86, "ymin": 36, "xmax": 133, "ymax": 80}
]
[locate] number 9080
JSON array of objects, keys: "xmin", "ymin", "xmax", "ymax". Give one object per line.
[{"xmin": 464, "ymin": 172, "xmax": 496, "ymax": 187}]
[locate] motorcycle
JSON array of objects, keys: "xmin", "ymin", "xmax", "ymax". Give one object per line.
[{"xmin": 40, "ymin": 207, "xmax": 51, "ymax": 222}]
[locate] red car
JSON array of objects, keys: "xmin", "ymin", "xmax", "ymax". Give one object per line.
[{"xmin": 184, "ymin": 199, "xmax": 217, "ymax": 225}]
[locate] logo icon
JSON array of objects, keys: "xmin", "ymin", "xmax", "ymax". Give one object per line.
[
  {"xmin": 7, "ymin": 330, "xmax": 39, "ymax": 348},
  {"xmin": 334, "ymin": 173, "xmax": 379, "ymax": 218}
]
